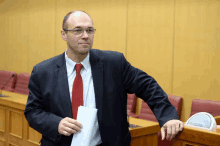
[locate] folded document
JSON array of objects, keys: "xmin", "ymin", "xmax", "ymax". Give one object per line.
[{"xmin": 71, "ymin": 106, "xmax": 98, "ymax": 146}]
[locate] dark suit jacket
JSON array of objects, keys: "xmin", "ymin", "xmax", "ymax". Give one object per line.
[{"xmin": 24, "ymin": 49, "xmax": 179, "ymax": 146}]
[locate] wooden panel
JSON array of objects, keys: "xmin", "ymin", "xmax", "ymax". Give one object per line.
[
  {"xmin": 55, "ymin": 0, "xmax": 127, "ymax": 56},
  {"xmin": 0, "ymin": 106, "xmax": 6, "ymax": 132},
  {"xmin": 173, "ymin": 125, "xmax": 220, "ymax": 146},
  {"xmin": 9, "ymin": 110, "xmax": 23, "ymax": 139},
  {"xmin": 9, "ymin": 136, "xmax": 23, "ymax": 146},
  {"xmin": 4, "ymin": 0, "xmax": 29, "ymax": 73},
  {"xmin": 127, "ymin": 0, "xmax": 175, "ymax": 114},
  {"xmin": 27, "ymin": 126, "xmax": 42, "ymax": 145},
  {"xmin": 127, "ymin": 0, "xmax": 175, "ymax": 93},
  {"xmin": 27, "ymin": 0, "xmax": 55, "ymax": 73},
  {"xmin": 9, "ymin": 142, "xmax": 19, "ymax": 146},
  {"xmin": 131, "ymin": 134, "xmax": 157, "ymax": 146},
  {"xmin": 173, "ymin": 0, "xmax": 220, "ymax": 122},
  {"xmin": 0, "ymin": 92, "xmax": 41, "ymax": 146},
  {"xmin": 146, "ymin": 134, "xmax": 157, "ymax": 146},
  {"xmin": 0, "ymin": 139, "xmax": 6, "ymax": 146},
  {"xmin": 129, "ymin": 117, "xmax": 160, "ymax": 146},
  {"xmin": 0, "ymin": 8, "xmax": 5, "ymax": 70},
  {"xmin": 0, "ymin": 91, "xmax": 28, "ymax": 110},
  {"xmin": 173, "ymin": 140, "xmax": 184, "ymax": 146},
  {"xmin": 0, "ymin": 0, "xmax": 6, "ymax": 4},
  {"xmin": 173, "ymin": 139, "xmax": 204, "ymax": 146},
  {"xmin": 89, "ymin": 0, "xmax": 127, "ymax": 54},
  {"xmin": 214, "ymin": 116, "xmax": 220, "ymax": 125}
]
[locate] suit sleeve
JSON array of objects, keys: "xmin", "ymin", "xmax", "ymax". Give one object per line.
[
  {"xmin": 121, "ymin": 54, "xmax": 179, "ymax": 127},
  {"xmin": 24, "ymin": 66, "xmax": 63, "ymax": 141}
]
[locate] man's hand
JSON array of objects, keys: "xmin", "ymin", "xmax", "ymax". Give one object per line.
[
  {"xmin": 161, "ymin": 119, "xmax": 184, "ymax": 141},
  {"xmin": 58, "ymin": 117, "xmax": 83, "ymax": 136}
]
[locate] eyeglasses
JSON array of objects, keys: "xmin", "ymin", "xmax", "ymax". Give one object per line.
[{"xmin": 63, "ymin": 27, "xmax": 96, "ymax": 36}]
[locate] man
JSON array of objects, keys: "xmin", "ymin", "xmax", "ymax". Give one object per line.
[{"xmin": 24, "ymin": 10, "xmax": 184, "ymax": 146}]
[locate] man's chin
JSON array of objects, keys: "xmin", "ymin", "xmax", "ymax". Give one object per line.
[{"xmin": 79, "ymin": 48, "xmax": 90, "ymax": 55}]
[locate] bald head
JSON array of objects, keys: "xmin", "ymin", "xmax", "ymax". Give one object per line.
[{"xmin": 62, "ymin": 10, "xmax": 93, "ymax": 30}]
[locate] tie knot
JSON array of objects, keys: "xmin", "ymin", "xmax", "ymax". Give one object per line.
[{"xmin": 75, "ymin": 64, "xmax": 83, "ymax": 73}]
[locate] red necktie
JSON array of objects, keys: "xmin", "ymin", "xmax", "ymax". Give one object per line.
[{"xmin": 72, "ymin": 64, "xmax": 83, "ymax": 119}]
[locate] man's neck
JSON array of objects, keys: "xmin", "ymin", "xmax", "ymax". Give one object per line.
[{"xmin": 66, "ymin": 48, "xmax": 88, "ymax": 63}]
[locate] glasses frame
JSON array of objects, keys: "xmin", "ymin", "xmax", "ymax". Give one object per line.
[{"xmin": 63, "ymin": 27, "xmax": 96, "ymax": 36}]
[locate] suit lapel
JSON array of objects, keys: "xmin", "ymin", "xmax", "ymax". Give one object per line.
[
  {"xmin": 89, "ymin": 49, "xmax": 104, "ymax": 130},
  {"xmin": 55, "ymin": 52, "xmax": 73, "ymax": 118}
]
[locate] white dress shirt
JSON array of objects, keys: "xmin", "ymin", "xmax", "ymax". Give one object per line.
[{"xmin": 65, "ymin": 50, "xmax": 102, "ymax": 145}]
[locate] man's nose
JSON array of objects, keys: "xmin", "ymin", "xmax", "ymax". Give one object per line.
[{"xmin": 81, "ymin": 30, "xmax": 89, "ymax": 38}]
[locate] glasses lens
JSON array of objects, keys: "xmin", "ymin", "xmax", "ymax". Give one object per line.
[
  {"xmin": 74, "ymin": 29, "xmax": 83, "ymax": 35},
  {"xmin": 87, "ymin": 29, "xmax": 95, "ymax": 34},
  {"xmin": 74, "ymin": 28, "xmax": 95, "ymax": 36}
]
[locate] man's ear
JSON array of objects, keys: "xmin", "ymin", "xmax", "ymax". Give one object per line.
[{"xmin": 61, "ymin": 29, "xmax": 67, "ymax": 41}]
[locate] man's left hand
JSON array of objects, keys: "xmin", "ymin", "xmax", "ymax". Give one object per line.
[{"xmin": 161, "ymin": 119, "xmax": 184, "ymax": 141}]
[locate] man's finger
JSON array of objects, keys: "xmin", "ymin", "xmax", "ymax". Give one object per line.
[
  {"xmin": 166, "ymin": 125, "xmax": 172, "ymax": 140},
  {"xmin": 68, "ymin": 118, "xmax": 83, "ymax": 128},
  {"xmin": 170, "ymin": 124, "xmax": 176, "ymax": 140},
  {"xmin": 180, "ymin": 122, "xmax": 184, "ymax": 131},
  {"xmin": 161, "ymin": 127, "xmax": 165, "ymax": 140},
  {"xmin": 175, "ymin": 123, "xmax": 179, "ymax": 133}
]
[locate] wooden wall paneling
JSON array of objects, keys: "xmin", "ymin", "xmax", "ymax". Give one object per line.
[
  {"xmin": 0, "ymin": 104, "xmax": 40, "ymax": 146},
  {"xmin": 4, "ymin": 0, "xmax": 29, "ymax": 73},
  {"xmin": 0, "ymin": 140, "xmax": 6, "ymax": 146},
  {"xmin": 0, "ymin": 3, "xmax": 6, "ymax": 70},
  {"xmin": 0, "ymin": 106, "xmax": 6, "ymax": 133},
  {"xmin": 173, "ymin": 0, "xmax": 220, "ymax": 122},
  {"xmin": 27, "ymin": 126, "xmax": 41, "ymax": 145},
  {"xmin": 27, "ymin": 0, "xmax": 56, "ymax": 73},
  {"xmin": 8, "ymin": 143, "xmax": 19, "ymax": 146},
  {"xmin": 55, "ymin": 0, "xmax": 127, "ymax": 56},
  {"xmin": 8, "ymin": 109, "xmax": 23, "ymax": 139},
  {"xmin": 88, "ymin": 0, "xmax": 127, "ymax": 54},
  {"xmin": 5, "ymin": 106, "xmax": 9, "ymax": 146},
  {"xmin": 127, "ymin": 0, "xmax": 175, "ymax": 114},
  {"xmin": 8, "ymin": 108, "xmax": 23, "ymax": 146},
  {"xmin": 0, "ymin": 105, "xmax": 6, "ymax": 146},
  {"xmin": 130, "ymin": 134, "xmax": 157, "ymax": 146}
]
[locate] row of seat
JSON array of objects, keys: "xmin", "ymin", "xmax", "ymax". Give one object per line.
[
  {"xmin": 127, "ymin": 94, "xmax": 220, "ymax": 146},
  {"xmin": 2, "ymin": 70, "xmax": 220, "ymax": 145},
  {"xmin": 0, "ymin": 70, "xmax": 30, "ymax": 95}
]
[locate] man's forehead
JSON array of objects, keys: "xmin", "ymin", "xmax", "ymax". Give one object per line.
[
  {"xmin": 68, "ymin": 12, "xmax": 92, "ymax": 22},
  {"xmin": 71, "ymin": 11, "xmax": 91, "ymax": 20},
  {"xmin": 73, "ymin": 11, "xmax": 82, "ymax": 18},
  {"xmin": 67, "ymin": 12, "xmax": 92, "ymax": 27}
]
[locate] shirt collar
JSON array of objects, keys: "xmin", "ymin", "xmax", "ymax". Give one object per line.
[{"xmin": 65, "ymin": 50, "xmax": 90, "ymax": 75}]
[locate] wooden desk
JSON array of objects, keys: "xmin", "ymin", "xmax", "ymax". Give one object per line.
[
  {"xmin": 0, "ymin": 91, "xmax": 160, "ymax": 146},
  {"xmin": 129, "ymin": 117, "xmax": 160, "ymax": 146},
  {"xmin": 0, "ymin": 91, "xmax": 42, "ymax": 146},
  {"xmin": 214, "ymin": 116, "xmax": 220, "ymax": 125},
  {"xmin": 173, "ymin": 123, "xmax": 220, "ymax": 146}
]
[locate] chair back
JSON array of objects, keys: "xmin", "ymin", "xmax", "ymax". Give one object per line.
[
  {"xmin": 138, "ymin": 94, "xmax": 183, "ymax": 122},
  {"xmin": 190, "ymin": 99, "xmax": 220, "ymax": 117},
  {"xmin": 168, "ymin": 94, "xmax": 183, "ymax": 119},
  {"xmin": 14, "ymin": 73, "xmax": 30, "ymax": 95},
  {"xmin": 127, "ymin": 94, "xmax": 136, "ymax": 116},
  {"xmin": 0, "ymin": 70, "xmax": 17, "ymax": 92}
]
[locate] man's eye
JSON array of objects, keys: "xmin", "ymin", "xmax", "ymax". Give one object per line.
[{"xmin": 74, "ymin": 30, "xmax": 82, "ymax": 32}]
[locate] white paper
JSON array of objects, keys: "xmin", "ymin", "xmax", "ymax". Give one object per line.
[{"xmin": 71, "ymin": 106, "xmax": 98, "ymax": 146}]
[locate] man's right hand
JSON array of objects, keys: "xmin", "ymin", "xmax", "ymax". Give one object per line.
[{"xmin": 58, "ymin": 117, "xmax": 83, "ymax": 136}]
